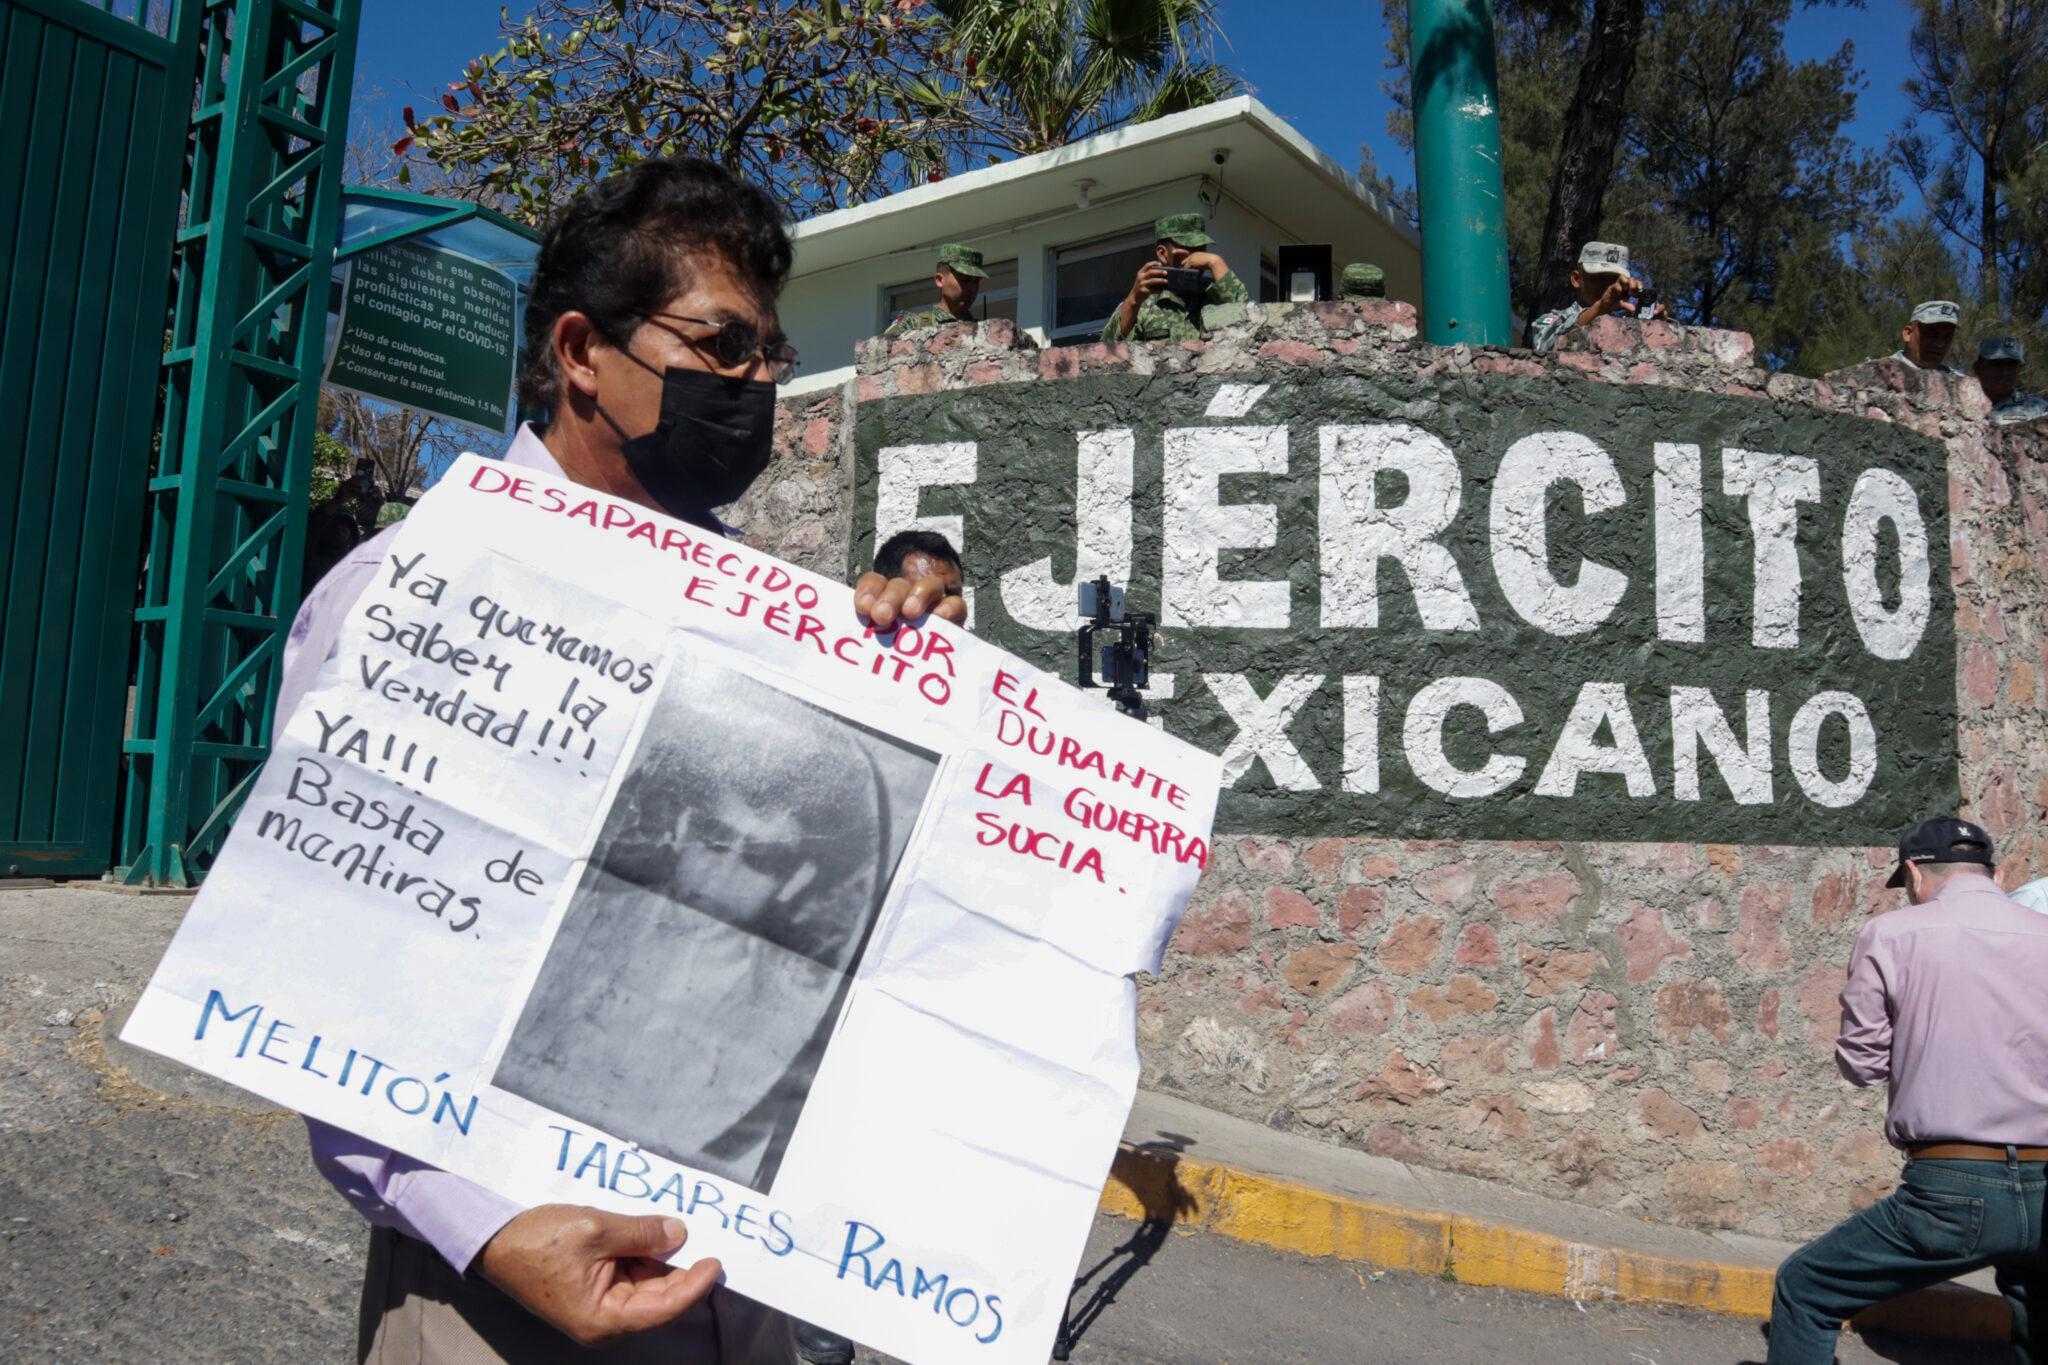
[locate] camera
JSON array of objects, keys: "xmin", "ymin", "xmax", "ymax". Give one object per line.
[
  {"xmin": 1160, "ymin": 266, "xmax": 1210, "ymax": 302},
  {"xmin": 1211, "ymin": 147, "xmax": 1231, "ymax": 166},
  {"xmin": 1077, "ymin": 576, "xmax": 1156, "ymax": 721}
]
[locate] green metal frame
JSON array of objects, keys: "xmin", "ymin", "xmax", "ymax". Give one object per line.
[
  {"xmin": 120, "ymin": 0, "xmax": 360, "ymax": 885},
  {"xmin": 0, "ymin": 0, "xmax": 203, "ymax": 877}
]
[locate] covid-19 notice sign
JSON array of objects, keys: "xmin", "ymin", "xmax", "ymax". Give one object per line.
[{"xmin": 325, "ymin": 239, "xmax": 518, "ymax": 433}]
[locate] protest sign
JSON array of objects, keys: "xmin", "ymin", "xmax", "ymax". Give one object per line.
[
  {"xmin": 854, "ymin": 370, "xmax": 1958, "ymax": 846},
  {"xmin": 122, "ymin": 455, "xmax": 1220, "ymax": 1365},
  {"xmin": 324, "ymin": 240, "xmax": 519, "ymax": 433}
]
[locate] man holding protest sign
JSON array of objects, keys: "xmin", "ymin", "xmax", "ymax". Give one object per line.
[{"xmin": 281, "ymin": 158, "xmax": 962, "ymax": 1363}]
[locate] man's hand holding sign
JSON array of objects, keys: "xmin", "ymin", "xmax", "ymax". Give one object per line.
[
  {"xmin": 478, "ymin": 1206, "xmax": 719, "ymax": 1347},
  {"xmin": 124, "ymin": 158, "xmax": 1219, "ymax": 1365}
]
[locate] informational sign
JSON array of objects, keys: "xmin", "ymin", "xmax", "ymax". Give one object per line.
[
  {"xmin": 324, "ymin": 240, "xmax": 518, "ymax": 432},
  {"xmin": 853, "ymin": 371, "xmax": 1959, "ymax": 845},
  {"xmin": 122, "ymin": 456, "xmax": 1218, "ymax": 1365}
]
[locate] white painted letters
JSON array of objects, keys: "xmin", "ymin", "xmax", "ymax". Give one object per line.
[
  {"xmin": 874, "ymin": 440, "xmax": 979, "ymax": 618},
  {"xmin": 1723, "ymin": 449, "xmax": 1820, "ymax": 649},
  {"xmin": 1164, "ymin": 427, "xmax": 1291, "ymax": 628},
  {"xmin": 1207, "ymin": 672, "xmax": 1324, "ymax": 789},
  {"xmin": 1788, "ymin": 691, "xmax": 1878, "ymax": 808},
  {"xmin": 999, "ymin": 430, "xmax": 1136, "ymax": 630},
  {"xmin": 1403, "ymin": 676, "xmax": 1527, "ymax": 798},
  {"xmin": 1319, "ymin": 423, "xmax": 1479, "ymax": 631},
  {"xmin": 1671, "ymin": 687, "xmax": 1773, "ymax": 804},
  {"xmin": 1536, "ymin": 682, "xmax": 1656, "ymax": 798},
  {"xmin": 1841, "ymin": 468, "xmax": 1932, "ymax": 661},
  {"xmin": 1490, "ymin": 432, "xmax": 1630, "ymax": 636}
]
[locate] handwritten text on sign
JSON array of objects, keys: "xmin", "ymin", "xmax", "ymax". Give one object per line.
[
  {"xmin": 123, "ymin": 454, "xmax": 1220, "ymax": 1365},
  {"xmin": 853, "ymin": 371, "xmax": 1959, "ymax": 844}
]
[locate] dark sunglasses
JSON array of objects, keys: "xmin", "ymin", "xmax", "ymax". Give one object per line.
[{"xmin": 646, "ymin": 312, "xmax": 800, "ymax": 384}]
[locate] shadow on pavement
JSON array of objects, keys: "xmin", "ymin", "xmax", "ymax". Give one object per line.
[{"xmin": 1052, "ymin": 1132, "xmax": 1199, "ymax": 1361}]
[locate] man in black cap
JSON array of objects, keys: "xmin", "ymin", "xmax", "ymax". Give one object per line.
[{"xmin": 1766, "ymin": 817, "xmax": 2048, "ymax": 1364}]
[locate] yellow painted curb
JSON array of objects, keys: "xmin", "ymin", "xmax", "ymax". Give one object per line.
[{"xmin": 1099, "ymin": 1145, "xmax": 2008, "ymax": 1341}]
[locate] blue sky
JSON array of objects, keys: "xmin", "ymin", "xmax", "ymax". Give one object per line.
[{"xmin": 354, "ymin": 0, "xmax": 1925, "ymax": 207}]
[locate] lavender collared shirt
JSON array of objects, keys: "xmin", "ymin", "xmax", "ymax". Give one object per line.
[
  {"xmin": 281, "ymin": 430, "xmax": 558, "ymax": 1275},
  {"xmin": 1835, "ymin": 870, "xmax": 2048, "ymax": 1147}
]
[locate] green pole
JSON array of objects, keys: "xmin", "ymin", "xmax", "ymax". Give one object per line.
[{"xmin": 1406, "ymin": 0, "xmax": 1512, "ymax": 345}]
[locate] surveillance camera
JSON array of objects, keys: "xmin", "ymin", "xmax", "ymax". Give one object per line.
[{"xmin": 1211, "ymin": 148, "xmax": 1231, "ymax": 167}]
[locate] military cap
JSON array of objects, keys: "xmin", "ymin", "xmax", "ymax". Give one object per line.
[
  {"xmin": 1577, "ymin": 241, "xmax": 1630, "ymax": 276},
  {"xmin": 1339, "ymin": 263, "xmax": 1386, "ymax": 299},
  {"xmin": 1977, "ymin": 335, "xmax": 2024, "ymax": 363},
  {"xmin": 935, "ymin": 243, "xmax": 989, "ymax": 279},
  {"xmin": 1154, "ymin": 213, "xmax": 1215, "ymax": 248},
  {"xmin": 1909, "ymin": 299, "xmax": 1960, "ymax": 325}
]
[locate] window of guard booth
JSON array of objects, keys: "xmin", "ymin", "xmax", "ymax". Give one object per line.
[
  {"xmin": 1048, "ymin": 226, "xmax": 1158, "ymax": 345},
  {"xmin": 880, "ymin": 258, "xmax": 1019, "ymax": 331}
]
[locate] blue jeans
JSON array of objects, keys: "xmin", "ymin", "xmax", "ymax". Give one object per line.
[{"xmin": 1769, "ymin": 1154, "xmax": 2047, "ymax": 1364}]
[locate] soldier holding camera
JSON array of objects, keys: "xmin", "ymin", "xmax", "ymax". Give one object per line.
[
  {"xmin": 1528, "ymin": 241, "xmax": 1667, "ymax": 351},
  {"xmin": 1103, "ymin": 213, "xmax": 1249, "ymax": 344}
]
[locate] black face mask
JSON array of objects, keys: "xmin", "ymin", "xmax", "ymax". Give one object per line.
[{"xmin": 599, "ymin": 357, "xmax": 776, "ymax": 527}]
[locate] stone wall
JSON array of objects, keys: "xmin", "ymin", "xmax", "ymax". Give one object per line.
[{"xmin": 737, "ymin": 306, "xmax": 2048, "ymax": 1241}]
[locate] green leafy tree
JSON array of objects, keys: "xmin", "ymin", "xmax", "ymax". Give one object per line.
[
  {"xmin": 405, "ymin": 0, "xmax": 970, "ymax": 223},
  {"xmin": 1383, "ymin": 0, "xmax": 1889, "ymax": 366},
  {"xmin": 309, "ymin": 429, "xmax": 350, "ymax": 508},
  {"xmin": 1609, "ymin": 0, "xmax": 1893, "ymax": 368},
  {"xmin": 1894, "ymin": 0, "xmax": 2048, "ymax": 317},
  {"xmin": 923, "ymin": 0, "xmax": 1241, "ymax": 161},
  {"xmin": 1524, "ymin": 0, "xmax": 1647, "ymax": 330},
  {"xmin": 1789, "ymin": 215, "xmax": 1963, "ymax": 374}
]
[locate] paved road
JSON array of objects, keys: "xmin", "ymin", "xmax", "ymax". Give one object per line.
[{"xmin": 1, "ymin": 886, "xmax": 2000, "ymax": 1364}]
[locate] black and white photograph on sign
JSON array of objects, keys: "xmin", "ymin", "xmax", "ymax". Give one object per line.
[{"xmin": 494, "ymin": 650, "xmax": 939, "ymax": 1193}]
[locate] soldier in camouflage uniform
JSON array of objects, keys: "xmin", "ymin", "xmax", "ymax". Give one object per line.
[
  {"xmin": 1974, "ymin": 336, "xmax": 2048, "ymax": 424},
  {"xmin": 1102, "ymin": 212, "xmax": 1250, "ymax": 344},
  {"xmin": 881, "ymin": 243, "xmax": 989, "ymax": 337},
  {"xmin": 1886, "ymin": 299, "xmax": 1965, "ymax": 374},
  {"xmin": 1528, "ymin": 241, "xmax": 1665, "ymax": 351},
  {"xmin": 1339, "ymin": 262, "xmax": 1385, "ymax": 300}
]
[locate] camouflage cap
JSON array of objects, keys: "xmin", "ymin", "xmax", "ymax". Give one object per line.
[
  {"xmin": 1909, "ymin": 299, "xmax": 1960, "ymax": 325},
  {"xmin": 1339, "ymin": 263, "xmax": 1386, "ymax": 299},
  {"xmin": 936, "ymin": 243, "xmax": 989, "ymax": 279},
  {"xmin": 1978, "ymin": 335, "xmax": 2025, "ymax": 363},
  {"xmin": 1154, "ymin": 212, "xmax": 1214, "ymax": 248},
  {"xmin": 1577, "ymin": 241, "xmax": 1630, "ymax": 276}
]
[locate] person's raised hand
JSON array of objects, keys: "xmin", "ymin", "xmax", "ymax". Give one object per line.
[
  {"xmin": 1600, "ymin": 273, "xmax": 1639, "ymax": 316},
  {"xmin": 855, "ymin": 571, "xmax": 967, "ymax": 631},
  {"xmin": 477, "ymin": 1205, "xmax": 722, "ymax": 1347},
  {"xmin": 1180, "ymin": 250, "xmax": 1227, "ymax": 279},
  {"xmin": 1130, "ymin": 261, "xmax": 1169, "ymax": 302}
]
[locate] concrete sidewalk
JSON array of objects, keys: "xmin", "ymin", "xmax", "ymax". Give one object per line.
[{"xmin": 1106, "ymin": 1089, "xmax": 2006, "ymax": 1341}]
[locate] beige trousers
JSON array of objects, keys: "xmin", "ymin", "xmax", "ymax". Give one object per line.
[{"xmin": 356, "ymin": 1226, "xmax": 797, "ymax": 1365}]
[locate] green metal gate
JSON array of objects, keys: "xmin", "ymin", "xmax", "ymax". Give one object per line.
[{"xmin": 0, "ymin": 0, "xmax": 199, "ymax": 876}]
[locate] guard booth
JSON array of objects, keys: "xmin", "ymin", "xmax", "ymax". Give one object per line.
[{"xmin": 0, "ymin": 0, "xmax": 537, "ymax": 886}]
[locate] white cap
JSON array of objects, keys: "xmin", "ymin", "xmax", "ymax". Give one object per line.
[{"xmin": 1577, "ymin": 241, "xmax": 1630, "ymax": 276}]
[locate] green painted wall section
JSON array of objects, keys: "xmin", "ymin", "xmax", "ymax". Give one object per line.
[{"xmin": 851, "ymin": 371, "xmax": 1957, "ymax": 844}]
